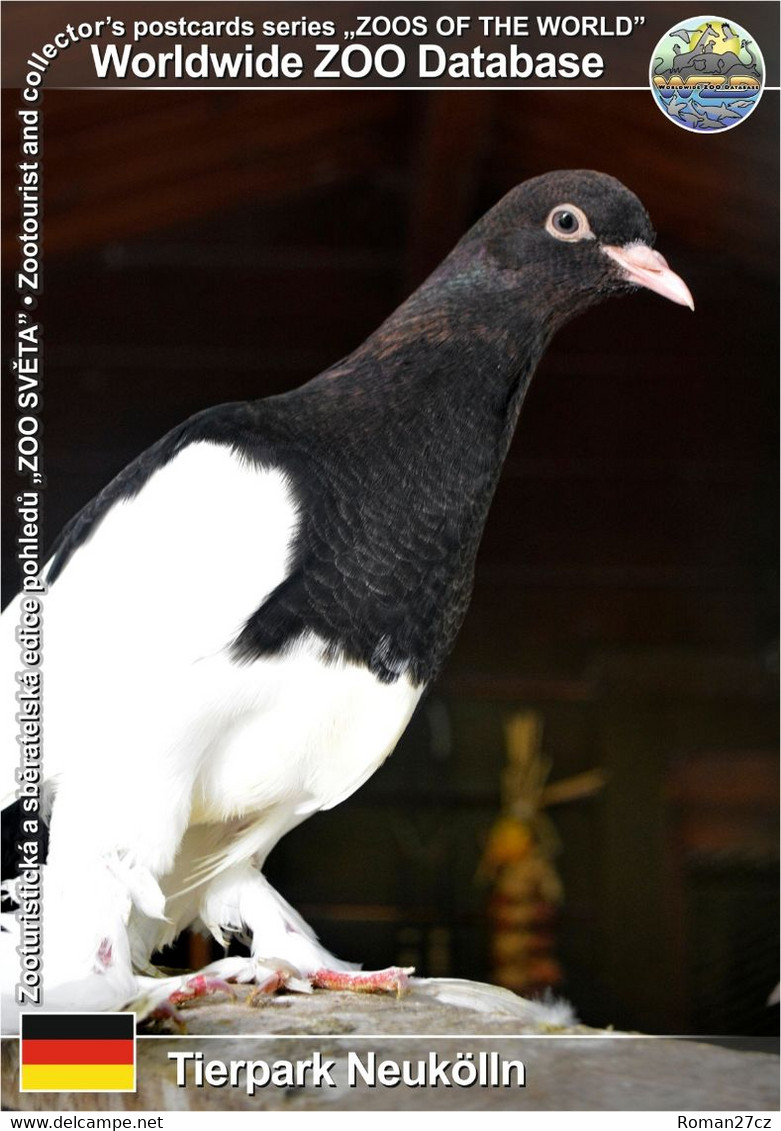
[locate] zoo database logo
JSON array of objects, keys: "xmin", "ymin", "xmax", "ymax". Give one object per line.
[{"xmin": 650, "ymin": 15, "xmax": 765, "ymax": 132}]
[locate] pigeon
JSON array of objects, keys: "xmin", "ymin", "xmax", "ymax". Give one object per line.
[{"xmin": 0, "ymin": 170, "xmax": 693, "ymax": 1030}]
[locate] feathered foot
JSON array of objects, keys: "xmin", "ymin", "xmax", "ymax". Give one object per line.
[
  {"xmin": 132, "ymin": 958, "xmax": 417, "ymax": 1028},
  {"xmin": 167, "ymin": 973, "xmax": 236, "ymax": 1007},
  {"xmin": 140, "ymin": 972, "xmax": 237, "ymax": 1027},
  {"xmin": 198, "ymin": 957, "xmax": 414, "ymax": 999}
]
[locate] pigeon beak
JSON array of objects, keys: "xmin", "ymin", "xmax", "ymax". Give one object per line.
[{"xmin": 602, "ymin": 243, "xmax": 695, "ymax": 310}]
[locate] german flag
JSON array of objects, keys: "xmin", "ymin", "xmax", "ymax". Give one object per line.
[{"xmin": 20, "ymin": 1014, "xmax": 136, "ymax": 1092}]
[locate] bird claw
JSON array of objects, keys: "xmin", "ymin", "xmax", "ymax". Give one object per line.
[
  {"xmin": 135, "ymin": 966, "xmax": 253, "ymax": 1028},
  {"xmin": 166, "ymin": 973, "xmax": 237, "ymax": 1007},
  {"xmin": 246, "ymin": 972, "xmax": 287, "ymax": 1004},
  {"xmin": 311, "ymin": 965, "xmax": 415, "ymax": 997},
  {"xmin": 246, "ymin": 960, "xmax": 313, "ymax": 1003},
  {"xmin": 138, "ymin": 959, "xmax": 412, "ymax": 1027},
  {"xmin": 143, "ymin": 999, "xmax": 188, "ymax": 1031}
]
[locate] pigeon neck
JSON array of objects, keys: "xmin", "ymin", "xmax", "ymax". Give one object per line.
[
  {"xmin": 348, "ymin": 272, "xmax": 550, "ymax": 457},
  {"xmin": 269, "ymin": 269, "xmax": 555, "ymax": 684}
]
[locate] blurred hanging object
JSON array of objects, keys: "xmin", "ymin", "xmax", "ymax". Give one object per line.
[{"xmin": 479, "ymin": 711, "xmax": 606, "ymax": 995}]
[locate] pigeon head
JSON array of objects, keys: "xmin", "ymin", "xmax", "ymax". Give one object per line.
[{"xmin": 453, "ymin": 169, "xmax": 693, "ymax": 326}]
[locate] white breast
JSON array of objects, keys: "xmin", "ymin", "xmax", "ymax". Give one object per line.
[
  {"xmin": 2, "ymin": 442, "xmax": 299, "ymax": 810},
  {"xmin": 45, "ymin": 441, "xmax": 301, "ymax": 662},
  {"xmin": 190, "ymin": 633, "xmax": 423, "ymax": 827},
  {"xmin": 4, "ymin": 440, "xmax": 423, "ymax": 880}
]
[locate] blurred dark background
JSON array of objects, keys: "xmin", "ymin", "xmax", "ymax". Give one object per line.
[{"xmin": 2, "ymin": 78, "xmax": 778, "ymax": 1036}]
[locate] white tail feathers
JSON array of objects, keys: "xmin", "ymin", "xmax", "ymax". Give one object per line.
[{"xmin": 410, "ymin": 978, "xmax": 578, "ymax": 1028}]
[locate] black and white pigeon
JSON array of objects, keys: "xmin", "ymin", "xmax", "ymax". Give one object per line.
[{"xmin": 1, "ymin": 171, "xmax": 693, "ymax": 1028}]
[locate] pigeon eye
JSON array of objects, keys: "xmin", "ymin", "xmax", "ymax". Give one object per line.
[
  {"xmin": 553, "ymin": 210, "xmax": 577, "ymax": 233},
  {"xmin": 545, "ymin": 204, "xmax": 592, "ymax": 242}
]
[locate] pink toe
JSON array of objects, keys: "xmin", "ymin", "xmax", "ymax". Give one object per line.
[
  {"xmin": 312, "ymin": 966, "xmax": 414, "ymax": 996},
  {"xmin": 168, "ymin": 974, "xmax": 236, "ymax": 1006}
]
